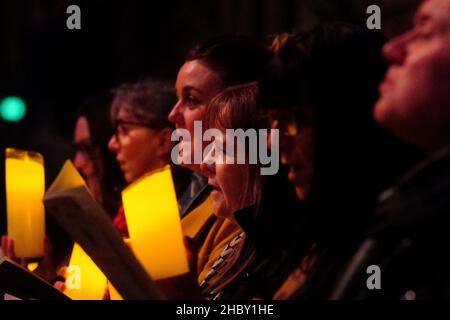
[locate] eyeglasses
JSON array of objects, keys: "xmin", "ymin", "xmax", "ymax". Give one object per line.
[
  {"xmin": 112, "ymin": 119, "xmax": 164, "ymax": 143},
  {"xmin": 259, "ymin": 109, "xmax": 309, "ymax": 137}
]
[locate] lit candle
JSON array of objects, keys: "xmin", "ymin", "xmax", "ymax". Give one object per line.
[
  {"xmin": 122, "ymin": 165, "xmax": 189, "ymax": 280},
  {"xmin": 64, "ymin": 243, "xmax": 107, "ymax": 300},
  {"xmin": 5, "ymin": 148, "xmax": 45, "ymax": 258}
]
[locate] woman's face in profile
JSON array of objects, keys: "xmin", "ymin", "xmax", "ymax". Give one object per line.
[
  {"xmin": 73, "ymin": 116, "xmax": 103, "ymax": 202},
  {"xmin": 273, "ymin": 113, "xmax": 315, "ymax": 201},
  {"xmin": 168, "ymin": 60, "xmax": 224, "ymax": 172},
  {"xmin": 201, "ymin": 135, "xmax": 251, "ymax": 223},
  {"xmin": 108, "ymin": 107, "xmax": 166, "ymax": 183}
]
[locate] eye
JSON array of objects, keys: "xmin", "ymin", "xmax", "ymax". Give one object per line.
[
  {"xmin": 184, "ymin": 94, "xmax": 200, "ymax": 108},
  {"xmin": 416, "ymin": 31, "xmax": 432, "ymax": 40},
  {"xmin": 214, "ymin": 141, "xmax": 224, "ymax": 153},
  {"xmin": 117, "ymin": 124, "xmax": 130, "ymax": 136}
]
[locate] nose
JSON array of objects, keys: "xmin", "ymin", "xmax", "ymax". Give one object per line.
[
  {"xmin": 382, "ymin": 32, "xmax": 410, "ymax": 65},
  {"xmin": 200, "ymin": 146, "xmax": 216, "ymax": 177},
  {"xmin": 168, "ymin": 100, "xmax": 184, "ymax": 126},
  {"xmin": 108, "ymin": 134, "xmax": 119, "ymax": 153}
]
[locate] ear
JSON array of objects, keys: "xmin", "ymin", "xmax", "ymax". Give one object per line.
[{"xmin": 156, "ymin": 127, "xmax": 175, "ymax": 159}]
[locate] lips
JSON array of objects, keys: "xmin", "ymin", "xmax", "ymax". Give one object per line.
[
  {"xmin": 379, "ymin": 78, "xmax": 392, "ymax": 95},
  {"xmin": 379, "ymin": 69, "xmax": 397, "ymax": 94},
  {"xmin": 117, "ymin": 158, "xmax": 127, "ymax": 170}
]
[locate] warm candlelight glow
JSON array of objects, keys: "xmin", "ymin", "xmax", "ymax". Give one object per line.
[
  {"xmin": 64, "ymin": 243, "xmax": 107, "ymax": 300},
  {"xmin": 122, "ymin": 165, "xmax": 189, "ymax": 280},
  {"xmin": 5, "ymin": 148, "xmax": 45, "ymax": 258}
]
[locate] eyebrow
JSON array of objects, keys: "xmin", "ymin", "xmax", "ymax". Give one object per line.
[
  {"xmin": 414, "ymin": 2, "xmax": 433, "ymax": 27},
  {"xmin": 182, "ymin": 86, "xmax": 202, "ymax": 95}
]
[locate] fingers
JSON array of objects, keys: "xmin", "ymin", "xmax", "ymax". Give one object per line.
[
  {"xmin": 54, "ymin": 266, "xmax": 68, "ymax": 290},
  {"xmin": 57, "ymin": 266, "xmax": 68, "ymax": 279},
  {"xmin": 1, "ymin": 235, "xmax": 19, "ymax": 262},
  {"xmin": 54, "ymin": 281, "xmax": 66, "ymax": 292}
]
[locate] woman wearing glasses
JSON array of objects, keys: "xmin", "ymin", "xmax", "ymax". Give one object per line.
[
  {"xmin": 107, "ymin": 79, "xmax": 199, "ymax": 237},
  {"xmin": 259, "ymin": 23, "xmax": 422, "ymax": 299},
  {"xmin": 108, "ymin": 79, "xmax": 176, "ymax": 185}
]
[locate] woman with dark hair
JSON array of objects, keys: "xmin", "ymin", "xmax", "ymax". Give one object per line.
[
  {"xmin": 168, "ymin": 35, "xmax": 271, "ymax": 292},
  {"xmin": 259, "ymin": 23, "xmax": 422, "ymax": 299},
  {"xmin": 76, "ymin": 92, "xmax": 125, "ymax": 218}
]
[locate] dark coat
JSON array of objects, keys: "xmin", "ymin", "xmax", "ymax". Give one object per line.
[{"xmin": 329, "ymin": 147, "xmax": 450, "ymax": 300}]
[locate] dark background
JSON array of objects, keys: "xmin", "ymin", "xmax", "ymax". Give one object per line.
[{"xmin": 0, "ymin": 0, "xmax": 421, "ymax": 235}]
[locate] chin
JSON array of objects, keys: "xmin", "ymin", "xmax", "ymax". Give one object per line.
[
  {"xmin": 373, "ymin": 97, "xmax": 390, "ymax": 124},
  {"xmin": 124, "ymin": 173, "xmax": 134, "ymax": 184},
  {"xmin": 213, "ymin": 205, "xmax": 232, "ymax": 220}
]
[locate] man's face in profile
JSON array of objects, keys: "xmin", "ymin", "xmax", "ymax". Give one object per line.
[{"xmin": 374, "ymin": 0, "xmax": 450, "ymax": 152}]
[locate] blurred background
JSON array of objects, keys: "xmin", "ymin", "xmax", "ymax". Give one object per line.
[{"xmin": 0, "ymin": 0, "xmax": 422, "ymax": 235}]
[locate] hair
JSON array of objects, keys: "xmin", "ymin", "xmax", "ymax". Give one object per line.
[
  {"xmin": 78, "ymin": 91, "xmax": 126, "ymax": 218},
  {"xmin": 186, "ymin": 35, "xmax": 271, "ymax": 87},
  {"xmin": 203, "ymin": 82, "xmax": 269, "ymax": 293},
  {"xmin": 110, "ymin": 78, "xmax": 176, "ymax": 130},
  {"xmin": 260, "ymin": 23, "xmax": 423, "ymax": 297}
]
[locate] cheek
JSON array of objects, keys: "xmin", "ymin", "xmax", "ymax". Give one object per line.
[
  {"xmin": 120, "ymin": 139, "xmax": 135, "ymax": 161},
  {"xmin": 218, "ymin": 164, "xmax": 245, "ymax": 208},
  {"xmin": 84, "ymin": 159, "xmax": 96, "ymax": 175},
  {"xmin": 403, "ymin": 41, "xmax": 450, "ymax": 100},
  {"xmin": 401, "ymin": 52, "xmax": 449, "ymax": 120},
  {"xmin": 185, "ymin": 108, "xmax": 205, "ymax": 135},
  {"xmin": 375, "ymin": 52, "xmax": 439, "ymax": 129}
]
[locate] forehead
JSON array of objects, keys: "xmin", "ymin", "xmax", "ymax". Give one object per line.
[
  {"xmin": 416, "ymin": 0, "xmax": 450, "ymax": 29},
  {"xmin": 113, "ymin": 104, "xmax": 138, "ymax": 121},
  {"xmin": 175, "ymin": 60, "xmax": 222, "ymax": 93}
]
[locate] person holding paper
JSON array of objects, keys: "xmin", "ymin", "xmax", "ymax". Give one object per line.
[{"xmin": 2, "ymin": 92, "xmax": 126, "ymax": 285}]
